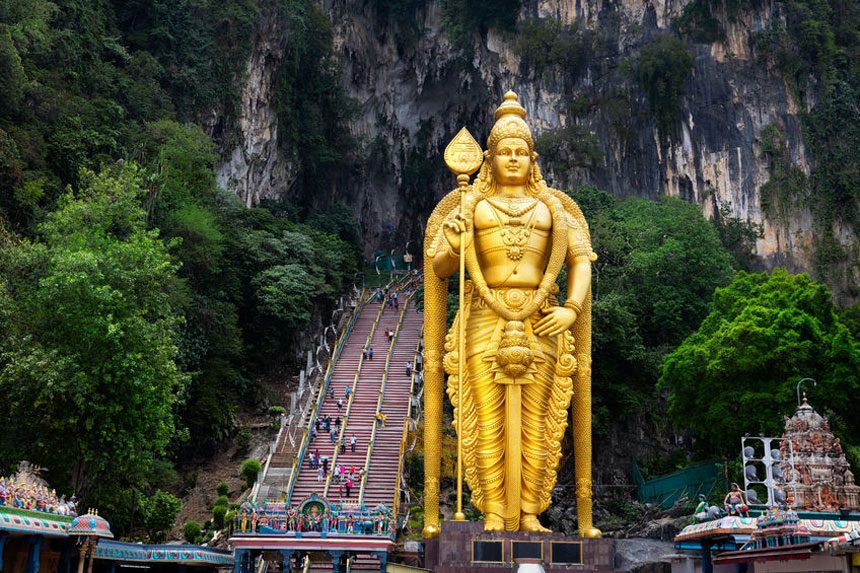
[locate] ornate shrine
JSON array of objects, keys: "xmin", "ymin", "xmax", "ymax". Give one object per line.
[{"xmin": 778, "ymin": 396, "xmax": 860, "ymax": 511}]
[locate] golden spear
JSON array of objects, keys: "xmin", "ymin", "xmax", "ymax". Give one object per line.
[{"xmin": 443, "ymin": 128, "xmax": 483, "ymax": 522}]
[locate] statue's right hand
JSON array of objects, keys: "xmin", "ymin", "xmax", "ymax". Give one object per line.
[{"xmin": 442, "ymin": 214, "xmax": 472, "ymax": 255}]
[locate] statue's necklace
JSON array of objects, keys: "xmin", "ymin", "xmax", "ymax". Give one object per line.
[
  {"xmin": 488, "ymin": 200, "xmax": 539, "ymax": 263},
  {"xmin": 486, "ymin": 196, "xmax": 538, "ymax": 218}
]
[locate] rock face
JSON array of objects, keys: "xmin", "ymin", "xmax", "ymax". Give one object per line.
[
  {"xmin": 215, "ymin": 3, "xmax": 294, "ymax": 207},
  {"xmin": 217, "ymin": 0, "xmax": 828, "ymax": 273}
]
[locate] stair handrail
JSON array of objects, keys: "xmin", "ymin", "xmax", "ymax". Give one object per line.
[
  {"xmin": 284, "ymin": 289, "xmax": 369, "ymax": 502},
  {"xmin": 358, "ymin": 291, "xmax": 413, "ymax": 504},
  {"xmin": 392, "ymin": 332, "xmax": 422, "ymax": 517},
  {"xmin": 322, "ymin": 294, "xmax": 387, "ymax": 497}
]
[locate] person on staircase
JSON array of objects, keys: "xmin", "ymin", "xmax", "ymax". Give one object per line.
[
  {"xmin": 337, "ymin": 398, "xmax": 344, "ymax": 412},
  {"xmin": 405, "ymin": 361, "xmax": 412, "ymax": 377},
  {"xmin": 350, "ymin": 434, "xmax": 357, "ymax": 453},
  {"xmin": 344, "ymin": 386, "xmax": 351, "ymax": 399},
  {"xmin": 368, "ymin": 347, "xmax": 374, "ymax": 360}
]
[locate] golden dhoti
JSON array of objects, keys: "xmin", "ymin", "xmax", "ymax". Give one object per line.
[{"xmin": 444, "ymin": 283, "xmax": 576, "ymax": 529}]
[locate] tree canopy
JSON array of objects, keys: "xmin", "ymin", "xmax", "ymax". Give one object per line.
[
  {"xmin": 0, "ymin": 164, "xmax": 185, "ymax": 496},
  {"xmin": 659, "ymin": 269, "xmax": 860, "ymax": 458}
]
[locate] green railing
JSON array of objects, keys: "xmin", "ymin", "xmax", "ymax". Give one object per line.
[{"xmin": 633, "ymin": 459, "xmax": 727, "ymax": 509}]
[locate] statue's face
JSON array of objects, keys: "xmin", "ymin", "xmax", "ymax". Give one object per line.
[{"xmin": 492, "ymin": 137, "xmax": 531, "ymax": 185}]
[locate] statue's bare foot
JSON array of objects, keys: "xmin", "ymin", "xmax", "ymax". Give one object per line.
[
  {"xmin": 520, "ymin": 514, "xmax": 551, "ymax": 532},
  {"xmin": 484, "ymin": 513, "xmax": 504, "ymax": 531},
  {"xmin": 580, "ymin": 526, "xmax": 602, "ymax": 538}
]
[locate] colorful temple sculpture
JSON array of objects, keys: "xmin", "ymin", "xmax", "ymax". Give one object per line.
[
  {"xmin": 777, "ymin": 395, "xmax": 860, "ymax": 512},
  {"xmin": 671, "ymin": 397, "xmax": 860, "ymax": 573},
  {"xmin": 0, "ymin": 463, "xmax": 231, "ymax": 573},
  {"xmin": 747, "ymin": 507, "xmax": 810, "ymax": 549},
  {"xmin": 230, "ymin": 495, "xmax": 394, "ymax": 573}
]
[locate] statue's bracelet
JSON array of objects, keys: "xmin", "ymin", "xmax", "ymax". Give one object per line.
[{"xmin": 563, "ymin": 300, "xmax": 582, "ymax": 314}]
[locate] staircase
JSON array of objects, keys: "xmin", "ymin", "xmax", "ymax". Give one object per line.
[
  {"xmin": 263, "ymin": 276, "xmax": 422, "ymax": 573},
  {"xmin": 289, "ymin": 299, "xmax": 388, "ymax": 503},
  {"xmin": 360, "ymin": 306, "xmax": 422, "ymax": 509}
]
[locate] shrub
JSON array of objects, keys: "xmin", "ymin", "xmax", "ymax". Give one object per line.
[
  {"xmin": 183, "ymin": 521, "xmax": 202, "ymax": 544},
  {"xmin": 212, "ymin": 505, "xmax": 227, "ymax": 529},
  {"xmin": 268, "ymin": 405, "xmax": 286, "ymax": 416},
  {"xmin": 240, "ymin": 459, "xmax": 261, "ymax": 488},
  {"xmin": 216, "ymin": 482, "xmax": 229, "ymax": 497},
  {"xmin": 214, "ymin": 495, "xmax": 229, "ymax": 508},
  {"xmin": 236, "ymin": 428, "xmax": 252, "ymax": 452}
]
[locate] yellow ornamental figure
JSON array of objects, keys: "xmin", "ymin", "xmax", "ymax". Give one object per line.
[{"xmin": 423, "ymin": 91, "xmax": 601, "ymax": 537}]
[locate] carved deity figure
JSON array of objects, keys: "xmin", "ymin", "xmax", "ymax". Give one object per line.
[{"xmin": 423, "ymin": 92, "xmax": 599, "ymax": 536}]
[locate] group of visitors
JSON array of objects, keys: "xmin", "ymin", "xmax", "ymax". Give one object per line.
[
  {"xmin": 374, "ymin": 287, "xmax": 400, "ymax": 310},
  {"xmin": 362, "ymin": 346, "xmax": 375, "ymax": 360}
]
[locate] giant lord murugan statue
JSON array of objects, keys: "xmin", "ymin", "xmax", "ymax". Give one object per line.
[{"xmin": 423, "ymin": 91, "xmax": 600, "ymax": 537}]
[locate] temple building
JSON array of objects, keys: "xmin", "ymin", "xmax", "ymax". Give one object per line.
[{"xmin": 778, "ymin": 396, "xmax": 860, "ymax": 512}]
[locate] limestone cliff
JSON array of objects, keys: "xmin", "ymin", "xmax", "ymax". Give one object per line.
[{"xmin": 216, "ymin": 0, "xmax": 839, "ymax": 279}]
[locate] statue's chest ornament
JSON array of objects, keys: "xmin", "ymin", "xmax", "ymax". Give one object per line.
[{"xmin": 486, "ymin": 198, "xmax": 539, "ymax": 263}]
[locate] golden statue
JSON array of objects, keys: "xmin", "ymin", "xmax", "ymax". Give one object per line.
[{"xmin": 422, "ymin": 91, "xmax": 600, "ymax": 537}]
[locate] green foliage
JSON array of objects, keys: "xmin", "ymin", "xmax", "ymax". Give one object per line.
[
  {"xmin": 674, "ymin": 0, "xmax": 751, "ymax": 43},
  {"xmin": 212, "ymin": 504, "xmax": 227, "ymax": 529},
  {"xmin": 139, "ymin": 489, "xmax": 181, "ymax": 543},
  {"xmin": 236, "ymin": 428, "xmax": 252, "ymax": 453},
  {"xmin": 561, "ymin": 186, "xmax": 736, "ymax": 433},
  {"xmin": 758, "ymin": 123, "xmax": 809, "ymax": 221},
  {"xmin": 0, "ymin": 164, "xmax": 185, "ymax": 497},
  {"xmin": 752, "ymin": 0, "xmax": 860, "ymax": 289},
  {"xmin": 268, "ymin": 405, "xmax": 286, "ymax": 416},
  {"xmin": 712, "ymin": 200, "xmax": 764, "ymax": 270},
  {"xmin": 659, "ymin": 269, "xmax": 860, "ymax": 457},
  {"xmin": 216, "ymin": 482, "xmax": 230, "ymax": 497},
  {"xmin": 631, "ymin": 35, "xmax": 694, "ymax": 141},
  {"xmin": 184, "ymin": 520, "xmax": 202, "ymax": 543},
  {"xmin": 443, "ymin": 0, "xmax": 521, "ymax": 52},
  {"xmin": 405, "ymin": 451, "xmax": 424, "ymax": 492},
  {"xmin": 275, "ymin": 0, "xmax": 358, "ymax": 207},
  {"xmin": 535, "ymin": 124, "xmax": 602, "ymax": 172},
  {"xmin": 214, "ymin": 495, "xmax": 229, "ymax": 508},
  {"xmin": 253, "ymin": 263, "xmax": 322, "ymax": 325},
  {"xmin": 240, "ymin": 458, "xmax": 261, "ymax": 488},
  {"xmin": 514, "ymin": 19, "xmax": 589, "ymax": 74},
  {"xmin": 0, "ymin": 25, "xmax": 25, "ymax": 116},
  {"xmin": 113, "ymin": 0, "xmax": 260, "ymax": 119}
]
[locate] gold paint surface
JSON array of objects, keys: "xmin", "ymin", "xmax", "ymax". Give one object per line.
[{"xmin": 423, "ymin": 92, "xmax": 600, "ymax": 536}]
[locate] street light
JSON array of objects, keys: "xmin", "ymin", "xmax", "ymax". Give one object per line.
[{"xmin": 796, "ymin": 377, "xmax": 816, "ymax": 406}]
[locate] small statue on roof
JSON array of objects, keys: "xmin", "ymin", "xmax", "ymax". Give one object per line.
[{"xmin": 724, "ymin": 483, "xmax": 750, "ymax": 517}]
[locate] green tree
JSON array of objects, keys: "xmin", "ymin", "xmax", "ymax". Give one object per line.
[
  {"xmin": 139, "ymin": 489, "xmax": 182, "ymax": 543},
  {"xmin": 0, "ymin": 164, "xmax": 185, "ymax": 497},
  {"xmin": 659, "ymin": 269, "xmax": 860, "ymax": 457},
  {"xmin": 564, "ymin": 187, "xmax": 736, "ymax": 431}
]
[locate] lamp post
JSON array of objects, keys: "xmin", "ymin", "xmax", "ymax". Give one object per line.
[{"xmin": 796, "ymin": 378, "xmax": 816, "ymax": 406}]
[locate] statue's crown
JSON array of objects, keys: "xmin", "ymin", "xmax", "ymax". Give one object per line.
[{"xmin": 488, "ymin": 91, "xmax": 534, "ymax": 153}]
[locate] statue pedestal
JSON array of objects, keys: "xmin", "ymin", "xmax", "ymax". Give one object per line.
[{"xmin": 425, "ymin": 520, "xmax": 621, "ymax": 572}]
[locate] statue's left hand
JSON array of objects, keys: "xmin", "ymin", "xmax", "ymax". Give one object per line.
[{"xmin": 533, "ymin": 306, "xmax": 577, "ymax": 337}]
